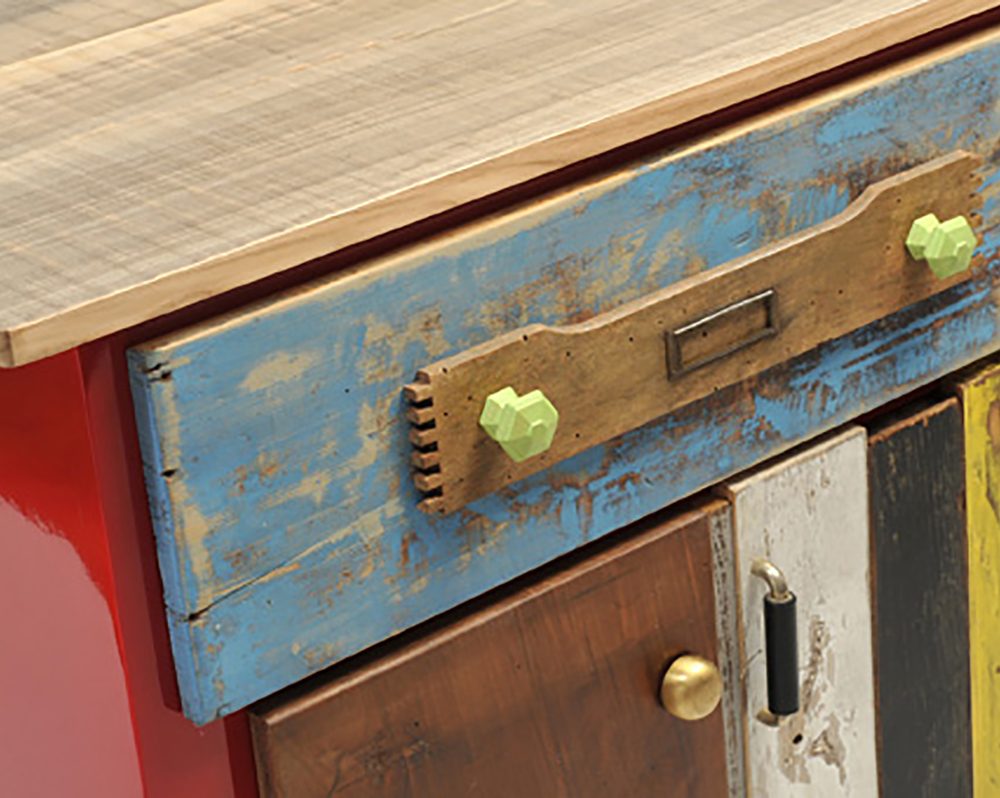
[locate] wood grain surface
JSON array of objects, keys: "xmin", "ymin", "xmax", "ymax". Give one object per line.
[
  {"xmin": 0, "ymin": 0, "xmax": 213, "ymax": 66},
  {"xmin": 867, "ymin": 398, "xmax": 972, "ymax": 798},
  {"xmin": 724, "ymin": 428, "xmax": 879, "ymax": 796},
  {"xmin": 252, "ymin": 499, "xmax": 732, "ymax": 798},
  {"xmin": 955, "ymin": 364, "xmax": 1000, "ymax": 798},
  {"xmin": 128, "ymin": 31, "xmax": 1000, "ymax": 725},
  {"xmin": 409, "ymin": 152, "xmax": 981, "ymax": 513},
  {"xmin": 0, "ymin": 0, "xmax": 995, "ymax": 367}
]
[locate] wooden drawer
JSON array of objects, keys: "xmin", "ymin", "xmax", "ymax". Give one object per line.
[
  {"xmin": 250, "ymin": 498, "xmax": 736, "ymax": 797},
  {"xmin": 129, "ymin": 29, "xmax": 1000, "ymax": 724}
]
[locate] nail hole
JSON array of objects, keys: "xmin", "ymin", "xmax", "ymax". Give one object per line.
[{"xmin": 793, "ymin": 734, "xmax": 803, "ymax": 745}]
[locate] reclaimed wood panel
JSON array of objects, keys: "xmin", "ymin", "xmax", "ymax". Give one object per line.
[
  {"xmin": 723, "ymin": 427, "xmax": 878, "ymax": 796},
  {"xmin": 410, "ymin": 153, "xmax": 981, "ymax": 513},
  {"xmin": 129, "ymin": 34, "xmax": 1000, "ymax": 724},
  {"xmin": 867, "ymin": 398, "xmax": 972, "ymax": 798},
  {"xmin": 956, "ymin": 365, "xmax": 1000, "ymax": 798},
  {"xmin": 252, "ymin": 499, "xmax": 732, "ymax": 798},
  {"xmin": 0, "ymin": 1, "xmax": 994, "ymax": 366},
  {"xmin": 710, "ymin": 497, "xmax": 747, "ymax": 798}
]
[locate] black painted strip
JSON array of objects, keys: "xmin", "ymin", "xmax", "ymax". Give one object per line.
[{"xmin": 868, "ymin": 397, "xmax": 971, "ymax": 798}]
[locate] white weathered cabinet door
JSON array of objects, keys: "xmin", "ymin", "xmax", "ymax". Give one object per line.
[{"xmin": 724, "ymin": 427, "xmax": 877, "ymax": 797}]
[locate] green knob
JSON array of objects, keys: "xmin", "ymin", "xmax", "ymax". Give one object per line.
[
  {"xmin": 479, "ymin": 386, "xmax": 559, "ymax": 463},
  {"xmin": 905, "ymin": 213, "xmax": 977, "ymax": 279}
]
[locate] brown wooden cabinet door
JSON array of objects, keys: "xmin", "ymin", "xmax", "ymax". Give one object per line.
[{"xmin": 251, "ymin": 499, "xmax": 733, "ymax": 797}]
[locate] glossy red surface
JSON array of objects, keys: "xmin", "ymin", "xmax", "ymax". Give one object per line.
[{"xmin": 0, "ymin": 347, "xmax": 257, "ymax": 796}]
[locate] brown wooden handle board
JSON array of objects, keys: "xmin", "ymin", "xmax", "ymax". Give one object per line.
[{"xmin": 405, "ymin": 151, "xmax": 983, "ymax": 514}]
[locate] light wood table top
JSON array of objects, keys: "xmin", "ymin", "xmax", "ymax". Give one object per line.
[{"xmin": 0, "ymin": 0, "xmax": 993, "ymax": 366}]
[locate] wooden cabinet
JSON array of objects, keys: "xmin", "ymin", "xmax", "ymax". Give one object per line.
[
  {"xmin": 255, "ymin": 420, "xmax": 986, "ymax": 797},
  {"xmin": 251, "ymin": 499, "xmax": 735, "ymax": 798},
  {"xmin": 4, "ymin": 4, "xmax": 1000, "ymax": 795},
  {"xmin": 128, "ymin": 25, "xmax": 1000, "ymax": 723}
]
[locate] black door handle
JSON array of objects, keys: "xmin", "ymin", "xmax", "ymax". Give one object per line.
[{"xmin": 751, "ymin": 558, "xmax": 799, "ymax": 718}]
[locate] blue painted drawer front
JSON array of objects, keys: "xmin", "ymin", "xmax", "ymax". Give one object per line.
[{"xmin": 129, "ymin": 31, "xmax": 1000, "ymax": 724}]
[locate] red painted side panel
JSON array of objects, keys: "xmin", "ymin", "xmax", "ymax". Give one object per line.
[
  {"xmin": 0, "ymin": 347, "xmax": 257, "ymax": 796},
  {"xmin": 80, "ymin": 339, "xmax": 258, "ymax": 797},
  {"xmin": 0, "ymin": 351, "xmax": 144, "ymax": 796}
]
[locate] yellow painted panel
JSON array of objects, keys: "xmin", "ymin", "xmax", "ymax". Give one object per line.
[{"xmin": 960, "ymin": 364, "xmax": 1000, "ymax": 798}]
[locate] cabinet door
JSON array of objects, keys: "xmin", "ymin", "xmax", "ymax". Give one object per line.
[
  {"xmin": 724, "ymin": 427, "xmax": 878, "ymax": 796},
  {"xmin": 957, "ymin": 365, "xmax": 1000, "ymax": 797},
  {"xmin": 868, "ymin": 398, "xmax": 972, "ymax": 798},
  {"xmin": 252, "ymin": 499, "xmax": 735, "ymax": 798}
]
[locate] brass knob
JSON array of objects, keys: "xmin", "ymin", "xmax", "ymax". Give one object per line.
[{"xmin": 659, "ymin": 655, "xmax": 723, "ymax": 721}]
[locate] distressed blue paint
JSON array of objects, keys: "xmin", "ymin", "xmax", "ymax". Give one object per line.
[
  {"xmin": 130, "ymin": 38, "xmax": 1000, "ymax": 723},
  {"xmin": 127, "ymin": 366, "xmax": 188, "ymax": 616},
  {"xmin": 172, "ymin": 282, "xmax": 997, "ymax": 721}
]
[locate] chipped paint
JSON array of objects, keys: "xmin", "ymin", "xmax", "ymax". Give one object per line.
[
  {"xmin": 730, "ymin": 429, "xmax": 877, "ymax": 796},
  {"xmin": 358, "ymin": 311, "xmax": 451, "ymax": 385},
  {"xmin": 261, "ymin": 471, "xmax": 332, "ymax": 509},
  {"xmin": 129, "ymin": 38, "xmax": 1000, "ymax": 724},
  {"xmin": 959, "ymin": 365, "xmax": 1000, "ymax": 796},
  {"xmin": 777, "ymin": 616, "xmax": 835, "ymax": 785},
  {"xmin": 239, "ymin": 350, "xmax": 321, "ymax": 393}
]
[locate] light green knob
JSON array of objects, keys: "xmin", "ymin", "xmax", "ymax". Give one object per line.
[
  {"xmin": 479, "ymin": 386, "xmax": 559, "ymax": 463},
  {"xmin": 905, "ymin": 213, "xmax": 977, "ymax": 279}
]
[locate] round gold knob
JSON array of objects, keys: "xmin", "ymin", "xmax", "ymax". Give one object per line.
[{"xmin": 659, "ymin": 654, "xmax": 723, "ymax": 721}]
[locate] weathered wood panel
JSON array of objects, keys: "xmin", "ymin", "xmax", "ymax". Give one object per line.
[
  {"xmin": 2, "ymin": 2, "xmax": 994, "ymax": 366},
  {"xmin": 956, "ymin": 365, "xmax": 1000, "ymax": 798},
  {"xmin": 410, "ymin": 153, "xmax": 980, "ymax": 513},
  {"xmin": 724, "ymin": 427, "xmax": 878, "ymax": 796},
  {"xmin": 130, "ymin": 35, "xmax": 1000, "ymax": 723},
  {"xmin": 710, "ymin": 501, "xmax": 747, "ymax": 798},
  {"xmin": 867, "ymin": 398, "xmax": 972, "ymax": 798},
  {"xmin": 252, "ymin": 499, "xmax": 731, "ymax": 798}
]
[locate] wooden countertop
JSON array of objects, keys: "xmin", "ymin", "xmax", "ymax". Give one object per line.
[{"xmin": 0, "ymin": 0, "xmax": 994, "ymax": 367}]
